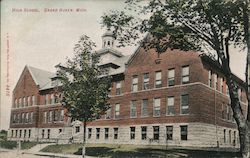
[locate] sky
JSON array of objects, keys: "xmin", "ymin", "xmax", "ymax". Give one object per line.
[{"xmin": 0, "ymin": 0, "xmax": 247, "ymax": 130}]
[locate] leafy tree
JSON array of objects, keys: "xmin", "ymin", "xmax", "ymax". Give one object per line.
[
  {"xmin": 101, "ymin": 0, "xmax": 250, "ymax": 157},
  {"xmin": 56, "ymin": 35, "xmax": 111, "ymax": 158}
]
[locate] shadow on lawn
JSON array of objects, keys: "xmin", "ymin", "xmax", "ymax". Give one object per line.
[{"xmin": 74, "ymin": 147, "xmax": 241, "ymax": 158}]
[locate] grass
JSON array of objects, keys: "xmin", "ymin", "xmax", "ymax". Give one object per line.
[
  {"xmin": 0, "ymin": 131, "xmax": 38, "ymax": 150},
  {"xmin": 41, "ymin": 143, "xmax": 241, "ymax": 158},
  {"xmin": 0, "ymin": 140, "xmax": 38, "ymax": 150}
]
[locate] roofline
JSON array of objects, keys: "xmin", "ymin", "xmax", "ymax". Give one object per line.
[
  {"xmin": 27, "ymin": 66, "xmax": 39, "ymax": 86},
  {"xmin": 200, "ymin": 54, "xmax": 245, "ymax": 86},
  {"xmin": 125, "ymin": 33, "xmax": 150, "ymax": 66}
]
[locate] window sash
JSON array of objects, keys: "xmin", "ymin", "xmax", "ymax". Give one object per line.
[
  {"xmin": 182, "ymin": 66, "xmax": 189, "ymax": 76},
  {"xmin": 115, "ymin": 104, "xmax": 120, "ymax": 118},
  {"xmin": 153, "ymin": 98, "xmax": 161, "ymax": 116},
  {"xmin": 141, "ymin": 99, "xmax": 148, "ymax": 117},
  {"xmin": 130, "ymin": 101, "xmax": 137, "ymax": 118},
  {"xmin": 181, "ymin": 95, "xmax": 189, "ymax": 114}
]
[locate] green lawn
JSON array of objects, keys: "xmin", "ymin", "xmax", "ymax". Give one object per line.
[
  {"xmin": 0, "ymin": 140, "xmax": 38, "ymax": 150},
  {"xmin": 41, "ymin": 143, "xmax": 241, "ymax": 158},
  {"xmin": 0, "ymin": 130, "xmax": 38, "ymax": 150}
]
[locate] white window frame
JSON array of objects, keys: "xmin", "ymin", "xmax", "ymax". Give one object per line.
[
  {"xmin": 182, "ymin": 66, "xmax": 189, "ymax": 84},
  {"xmin": 155, "ymin": 71, "xmax": 162, "ymax": 88},
  {"xmin": 168, "ymin": 69, "xmax": 175, "ymax": 86},
  {"xmin": 167, "ymin": 96, "xmax": 175, "ymax": 115},
  {"xmin": 181, "ymin": 94, "xmax": 189, "ymax": 115},
  {"xmin": 153, "ymin": 98, "xmax": 161, "ymax": 117},
  {"xmin": 132, "ymin": 76, "xmax": 138, "ymax": 92},
  {"xmin": 143, "ymin": 73, "xmax": 150, "ymax": 90},
  {"xmin": 130, "ymin": 101, "xmax": 137, "ymax": 118}
]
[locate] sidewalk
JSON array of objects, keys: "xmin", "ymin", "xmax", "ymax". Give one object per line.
[{"xmin": 22, "ymin": 143, "xmax": 96, "ymax": 158}]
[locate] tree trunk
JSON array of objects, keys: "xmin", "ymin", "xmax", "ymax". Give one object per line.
[
  {"xmin": 82, "ymin": 120, "xmax": 87, "ymax": 158},
  {"xmin": 226, "ymin": 75, "xmax": 250, "ymax": 158},
  {"xmin": 245, "ymin": 0, "xmax": 250, "ymax": 157}
]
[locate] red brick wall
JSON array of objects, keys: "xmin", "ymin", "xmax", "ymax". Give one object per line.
[{"xmin": 88, "ymin": 49, "xmax": 238, "ymax": 129}]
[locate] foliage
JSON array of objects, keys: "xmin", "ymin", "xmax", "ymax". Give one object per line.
[
  {"xmin": 57, "ymin": 35, "xmax": 111, "ymax": 122},
  {"xmin": 102, "ymin": 0, "xmax": 247, "ymax": 55},
  {"xmin": 0, "ymin": 130, "xmax": 7, "ymax": 141},
  {"xmin": 0, "ymin": 140, "xmax": 37, "ymax": 150},
  {"xmin": 0, "ymin": 140, "xmax": 17, "ymax": 149}
]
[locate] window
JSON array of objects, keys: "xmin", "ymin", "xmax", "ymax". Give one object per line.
[
  {"xmin": 47, "ymin": 129, "xmax": 50, "ymax": 139},
  {"xmin": 233, "ymin": 131, "xmax": 236, "ymax": 145},
  {"xmin": 141, "ymin": 126, "xmax": 147, "ymax": 140},
  {"xmin": 224, "ymin": 129, "xmax": 226, "ymax": 143},
  {"xmin": 75, "ymin": 126, "xmax": 80, "ymax": 133},
  {"xmin": 166, "ymin": 126, "xmax": 173, "ymax": 140},
  {"xmin": 45, "ymin": 94, "xmax": 49, "ymax": 105},
  {"xmin": 59, "ymin": 129, "xmax": 62, "ymax": 133},
  {"xmin": 153, "ymin": 98, "xmax": 161, "ymax": 117},
  {"xmin": 105, "ymin": 108, "xmax": 111, "ymax": 119},
  {"xmin": 27, "ymin": 96, "xmax": 31, "ymax": 106},
  {"xmin": 25, "ymin": 113, "xmax": 29, "ymax": 123},
  {"xmin": 143, "ymin": 73, "xmax": 150, "ymax": 90},
  {"xmin": 60, "ymin": 109, "xmax": 64, "ymax": 121},
  {"xmin": 153, "ymin": 126, "xmax": 159, "ymax": 140},
  {"xmin": 49, "ymin": 111, "xmax": 53, "ymax": 122},
  {"xmin": 24, "ymin": 97, "xmax": 27, "ymax": 106},
  {"xmin": 44, "ymin": 112, "xmax": 47, "ymax": 123},
  {"xmin": 208, "ymin": 70, "xmax": 212, "ymax": 87},
  {"xmin": 229, "ymin": 130, "xmax": 231, "ymax": 144},
  {"xmin": 181, "ymin": 94, "xmax": 189, "ymax": 114},
  {"xmin": 11, "ymin": 130, "xmax": 13, "ymax": 137},
  {"xmin": 155, "ymin": 71, "xmax": 162, "ymax": 88},
  {"xmin": 24, "ymin": 129, "xmax": 26, "ymax": 138},
  {"xmin": 28, "ymin": 129, "xmax": 31, "ymax": 138},
  {"xmin": 132, "ymin": 75, "xmax": 138, "ymax": 92},
  {"xmin": 167, "ymin": 97, "xmax": 175, "ymax": 115},
  {"xmin": 22, "ymin": 97, "xmax": 25, "ymax": 107},
  {"xmin": 141, "ymin": 99, "xmax": 148, "ymax": 117},
  {"xmin": 42, "ymin": 129, "xmax": 45, "ymax": 139},
  {"xmin": 180, "ymin": 125, "xmax": 188, "ymax": 140},
  {"xmin": 18, "ymin": 114, "xmax": 21, "ymax": 123},
  {"xmin": 32, "ymin": 95, "xmax": 35, "ymax": 105},
  {"xmin": 21, "ymin": 113, "xmax": 25, "ymax": 123},
  {"xmin": 115, "ymin": 104, "xmax": 120, "ymax": 118},
  {"xmin": 51, "ymin": 94, "xmax": 55, "ymax": 104},
  {"xmin": 105, "ymin": 128, "xmax": 109, "ymax": 139},
  {"xmin": 96, "ymin": 128, "xmax": 100, "ymax": 139},
  {"xmin": 114, "ymin": 128, "xmax": 118, "ymax": 139},
  {"xmin": 182, "ymin": 66, "xmax": 189, "ymax": 84},
  {"xmin": 19, "ymin": 130, "xmax": 22, "ymax": 138},
  {"xmin": 215, "ymin": 74, "xmax": 218, "ymax": 90},
  {"xmin": 15, "ymin": 130, "xmax": 18, "ymax": 138},
  {"xmin": 115, "ymin": 81, "xmax": 122, "ymax": 95},
  {"xmin": 130, "ymin": 127, "xmax": 135, "ymax": 139},
  {"xmin": 168, "ymin": 69, "xmax": 175, "ymax": 86},
  {"xmin": 19, "ymin": 98, "xmax": 22, "ymax": 107},
  {"xmin": 130, "ymin": 101, "xmax": 137, "ymax": 118},
  {"xmin": 14, "ymin": 99, "xmax": 17, "ymax": 108},
  {"xmin": 88, "ymin": 128, "xmax": 92, "ymax": 139}
]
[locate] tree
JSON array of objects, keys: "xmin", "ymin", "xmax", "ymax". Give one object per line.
[
  {"xmin": 101, "ymin": 0, "xmax": 250, "ymax": 157},
  {"xmin": 56, "ymin": 35, "xmax": 111, "ymax": 158}
]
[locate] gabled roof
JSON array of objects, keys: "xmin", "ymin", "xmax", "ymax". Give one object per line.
[
  {"xmin": 95, "ymin": 48, "xmax": 124, "ymax": 58},
  {"xmin": 27, "ymin": 65, "xmax": 55, "ymax": 90}
]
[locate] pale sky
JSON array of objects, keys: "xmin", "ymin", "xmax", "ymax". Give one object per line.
[{"xmin": 0, "ymin": 0, "xmax": 246, "ymax": 130}]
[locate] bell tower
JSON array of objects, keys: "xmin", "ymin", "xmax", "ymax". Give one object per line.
[{"xmin": 102, "ymin": 28, "xmax": 115, "ymax": 48}]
